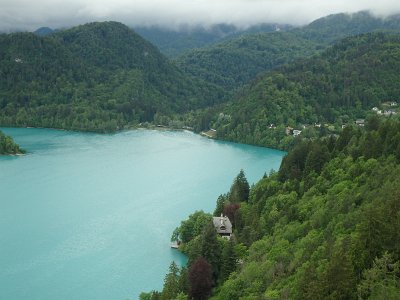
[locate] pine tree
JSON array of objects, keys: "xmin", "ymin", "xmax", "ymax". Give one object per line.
[
  {"xmin": 229, "ymin": 169, "xmax": 250, "ymax": 202},
  {"xmin": 200, "ymin": 222, "xmax": 221, "ymax": 281},
  {"xmin": 161, "ymin": 262, "xmax": 180, "ymax": 300},
  {"xmin": 220, "ymin": 239, "xmax": 237, "ymax": 283}
]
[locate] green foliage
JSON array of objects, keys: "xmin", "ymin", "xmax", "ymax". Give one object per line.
[
  {"xmin": 211, "ymin": 33, "xmax": 400, "ymax": 150},
  {"xmin": 214, "ymin": 118, "xmax": 400, "ymax": 299},
  {"xmin": 200, "ymin": 223, "xmax": 221, "ymax": 280},
  {"xmin": 358, "ymin": 252, "xmax": 400, "ymax": 300},
  {"xmin": 219, "ymin": 239, "xmax": 238, "ymax": 283},
  {"xmin": 149, "ymin": 119, "xmax": 400, "ymax": 299},
  {"xmin": 172, "ymin": 211, "xmax": 212, "ymax": 244},
  {"xmin": 136, "ymin": 23, "xmax": 292, "ymax": 58},
  {"xmin": 161, "ymin": 262, "xmax": 180, "ymax": 300},
  {"xmin": 229, "ymin": 169, "xmax": 250, "ymax": 203},
  {"xmin": 213, "ymin": 194, "xmax": 228, "ymax": 217},
  {"xmin": 0, "ymin": 22, "xmax": 223, "ymax": 132},
  {"xmin": 139, "ymin": 291, "xmax": 161, "ymax": 300},
  {"xmin": 176, "ymin": 31, "xmax": 319, "ymax": 93},
  {"xmin": 0, "ymin": 130, "xmax": 25, "ymax": 154},
  {"xmin": 176, "ymin": 11, "xmax": 400, "ymax": 98}
]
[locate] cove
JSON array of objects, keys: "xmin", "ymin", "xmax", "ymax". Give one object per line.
[{"xmin": 0, "ymin": 128, "xmax": 285, "ymax": 300}]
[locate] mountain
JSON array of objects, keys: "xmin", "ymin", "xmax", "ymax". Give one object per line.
[
  {"xmin": 176, "ymin": 11, "xmax": 400, "ymax": 94},
  {"xmin": 296, "ymin": 10, "xmax": 400, "ymax": 44},
  {"xmin": 33, "ymin": 27, "xmax": 54, "ymax": 36},
  {"xmin": 206, "ymin": 33, "xmax": 400, "ymax": 150},
  {"xmin": 0, "ymin": 21, "xmax": 223, "ymax": 132},
  {"xmin": 175, "ymin": 32, "xmax": 320, "ymax": 92},
  {"xmin": 135, "ymin": 23, "xmax": 292, "ymax": 57}
]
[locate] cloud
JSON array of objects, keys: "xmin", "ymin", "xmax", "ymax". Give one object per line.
[{"xmin": 1, "ymin": 0, "xmax": 400, "ymax": 31}]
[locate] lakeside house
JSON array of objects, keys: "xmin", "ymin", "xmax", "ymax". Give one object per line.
[{"xmin": 213, "ymin": 214, "xmax": 232, "ymax": 240}]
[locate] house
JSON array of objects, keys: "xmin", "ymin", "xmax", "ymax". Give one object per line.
[
  {"xmin": 213, "ymin": 214, "xmax": 232, "ymax": 239},
  {"xmin": 285, "ymin": 126, "xmax": 294, "ymax": 135},
  {"xmin": 293, "ymin": 130, "xmax": 302, "ymax": 137},
  {"xmin": 372, "ymin": 107, "xmax": 379, "ymax": 112},
  {"xmin": 384, "ymin": 110, "xmax": 397, "ymax": 116},
  {"xmin": 355, "ymin": 119, "xmax": 365, "ymax": 127}
]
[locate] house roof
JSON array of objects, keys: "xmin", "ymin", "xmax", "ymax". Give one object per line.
[{"xmin": 213, "ymin": 215, "xmax": 232, "ymax": 235}]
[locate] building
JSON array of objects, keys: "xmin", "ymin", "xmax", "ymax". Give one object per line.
[
  {"xmin": 293, "ymin": 130, "xmax": 302, "ymax": 137},
  {"xmin": 212, "ymin": 214, "xmax": 232, "ymax": 239},
  {"xmin": 285, "ymin": 126, "xmax": 294, "ymax": 135},
  {"xmin": 355, "ymin": 119, "xmax": 365, "ymax": 127}
]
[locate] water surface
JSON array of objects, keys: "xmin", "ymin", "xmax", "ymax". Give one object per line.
[{"xmin": 0, "ymin": 128, "xmax": 285, "ymax": 299}]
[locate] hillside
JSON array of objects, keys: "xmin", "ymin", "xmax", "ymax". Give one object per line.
[
  {"xmin": 135, "ymin": 23, "xmax": 292, "ymax": 57},
  {"xmin": 0, "ymin": 22, "xmax": 223, "ymax": 132},
  {"xmin": 209, "ymin": 33, "xmax": 400, "ymax": 150},
  {"xmin": 144, "ymin": 117, "xmax": 400, "ymax": 300},
  {"xmin": 296, "ymin": 10, "xmax": 400, "ymax": 44},
  {"xmin": 176, "ymin": 11, "xmax": 400, "ymax": 93},
  {"xmin": 176, "ymin": 32, "xmax": 319, "ymax": 92}
]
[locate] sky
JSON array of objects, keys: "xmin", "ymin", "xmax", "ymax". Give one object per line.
[{"xmin": 1, "ymin": 0, "xmax": 400, "ymax": 32}]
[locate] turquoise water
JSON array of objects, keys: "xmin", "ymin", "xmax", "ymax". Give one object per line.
[{"xmin": 0, "ymin": 128, "xmax": 285, "ymax": 300}]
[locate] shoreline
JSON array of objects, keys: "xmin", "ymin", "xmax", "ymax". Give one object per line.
[{"xmin": 0, "ymin": 125, "xmax": 287, "ymax": 153}]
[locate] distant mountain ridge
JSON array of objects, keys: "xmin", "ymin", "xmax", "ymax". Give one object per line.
[
  {"xmin": 135, "ymin": 23, "xmax": 292, "ymax": 57},
  {"xmin": 176, "ymin": 11, "xmax": 400, "ymax": 94}
]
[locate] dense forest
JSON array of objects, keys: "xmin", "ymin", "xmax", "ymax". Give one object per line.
[
  {"xmin": 176, "ymin": 11, "xmax": 400, "ymax": 94},
  {"xmin": 1, "ymin": 9, "xmax": 400, "ymax": 300},
  {"xmin": 0, "ymin": 21, "xmax": 223, "ymax": 132},
  {"xmin": 203, "ymin": 33, "xmax": 400, "ymax": 150},
  {"xmin": 142, "ymin": 117, "xmax": 400, "ymax": 300},
  {"xmin": 0, "ymin": 130, "xmax": 24, "ymax": 154},
  {"xmin": 135, "ymin": 23, "xmax": 292, "ymax": 58},
  {"xmin": 2, "ymin": 13, "xmax": 400, "ymax": 139}
]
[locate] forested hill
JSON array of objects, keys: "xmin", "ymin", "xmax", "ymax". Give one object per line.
[
  {"xmin": 144, "ymin": 117, "xmax": 400, "ymax": 300},
  {"xmin": 176, "ymin": 32, "xmax": 319, "ymax": 93},
  {"xmin": 176, "ymin": 11, "xmax": 400, "ymax": 93},
  {"xmin": 296, "ymin": 11, "xmax": 400, "ymax": 44},
  {"xmin": 0, "ymin": 22, "xmax": 223, "ymax": 132},
  {"xmin": 211, "ymin": 33, "xmax": 400, "ymax": 150},
  {"xmin": 0, "ymin": 130, "xmax": 24, "ymax": 155},
  {"xmin": 135, "ymin": 23, "xmax": 292, "ymax": 57}
]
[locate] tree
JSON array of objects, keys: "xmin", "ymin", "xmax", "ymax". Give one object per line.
[
  {"xmin": 358, "ymin": 252, "xmax": 400, "ymax": 300},
  {"xmin": 173, "ymin": 211, "xmax": 212, "ymax": 243},
  {"xmin": 214, "ymin": 194, "xmax": 228, "ymax": 216},
  {"xmin": 223, "ymin": 203, "xmax": 240, "ymax": 228},
  {"xmin": 220, "ymin": 239, "xmax": 238, "ymax": 283},
  {"xmin": 326, "ymin": 239, "xmax": 357, "ymax": 299},
  {"xmin": 200, "ymin": 222, "xmax": 221, "ymax": 280},
  {"xmin": 188, "ymin": 257, "xmax": 213, "ymax": 300},
  {"xmin": 229, "ymin": 169, "xmax": 250, "ymax": 202},
  {"xmin": 161, "ymin": 262, "xmax": 180, "ymax": 300}
]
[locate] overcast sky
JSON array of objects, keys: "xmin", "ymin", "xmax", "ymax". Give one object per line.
[{"xmin": 1, "ymin": 0, "xmax": 400, "ymax": 32}]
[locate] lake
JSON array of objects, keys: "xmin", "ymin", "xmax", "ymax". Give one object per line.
[{"xmin": 0, "ymin": 128, "xmax": 285, "ymax": 300}]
